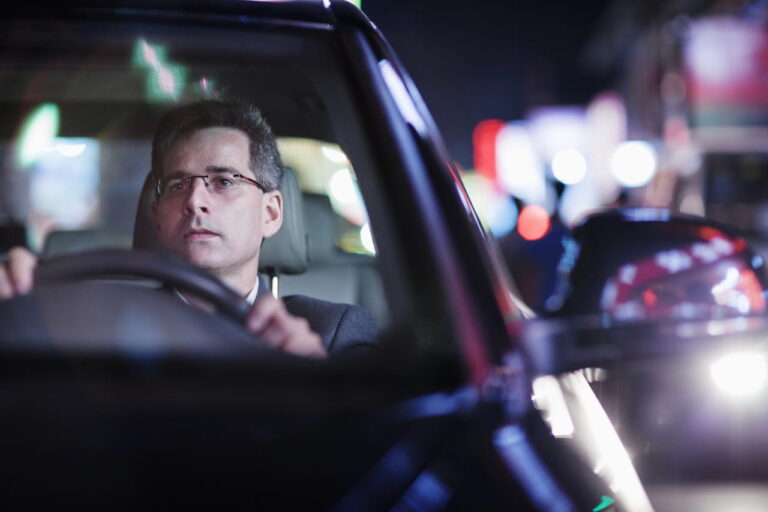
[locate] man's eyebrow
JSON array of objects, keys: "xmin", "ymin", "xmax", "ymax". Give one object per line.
[{"xmin": 205, "ymin": 165, "xmax": 242, "ymax": 174}]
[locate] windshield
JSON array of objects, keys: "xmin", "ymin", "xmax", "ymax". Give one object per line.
[{"xmin": 0, "ymin": 16, "xmax": 395, "ymax": 302}]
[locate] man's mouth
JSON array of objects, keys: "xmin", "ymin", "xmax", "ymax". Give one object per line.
[{"xmin": 184, "ymin": 229, "xmax": 220, "ymax": 241}]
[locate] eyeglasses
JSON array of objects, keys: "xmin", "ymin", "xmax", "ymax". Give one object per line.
[{"xmin": 156, "ymin": 170, "xmax": 268, "ymax": 198}]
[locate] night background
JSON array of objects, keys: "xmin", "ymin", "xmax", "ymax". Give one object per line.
[{"xmin": 364, "ymin": 0, "xmax": 619, "ymax": 167}]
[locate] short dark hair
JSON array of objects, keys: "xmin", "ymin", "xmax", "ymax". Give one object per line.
[{"xmin": 151, "ymin": 100, "xmax": 283, "ymax": 191}]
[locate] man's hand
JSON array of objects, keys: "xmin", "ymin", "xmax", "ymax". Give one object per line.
[
  {"xmin": 0, "ymin": 247, "xmax": 37, "ymax": 299},
  {"xmin": 245, "ymin": 294, "xmax": 326, "ymax": 358}
]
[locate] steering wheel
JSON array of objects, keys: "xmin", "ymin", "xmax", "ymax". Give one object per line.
[
  {"xmin": 0, "ymin": 248, "xmax": 261, "ymax": 356},
  {"xmin": 37, "ymin": 249, "xmax": 252, "ymax": 322}
]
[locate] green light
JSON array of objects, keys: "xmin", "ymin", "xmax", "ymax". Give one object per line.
[
  {"xmin": 16, "ymin": 103, "xmax": 60, "ymax": 168},
  {"xmin": 132, "ymin": 38, "xmax": 187, "ymax": 102},
  {"xmin": 345, "ymin": 0, "xmax": 361, "ymax": 8},
  {"xmin": 593, "ymin": 495, "xmax": 615, "ymax": 512},
  {"xmin": 132, "ymin": 39, "xmax": 168, "ymax": 70},
  {"xmin": 146, "ymin": 64, "xmax": 187, "ymax": 102}
]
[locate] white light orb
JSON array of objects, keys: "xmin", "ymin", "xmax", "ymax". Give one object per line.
[
  {"xmin": 710, "ymin": 352, "xmax": 768, "ymax": 398},
  {"xmin": 552, "ymin": 148, "xmax": 587, "ymax": 185},
  {"xmin": 610, "ymin": 141, "xmax": 657, "ymax": 188}
]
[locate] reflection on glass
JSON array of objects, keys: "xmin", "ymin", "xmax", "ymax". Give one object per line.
[{"xmin": 28, "ymin": 138, "xmax": 100, "ymax": 249}]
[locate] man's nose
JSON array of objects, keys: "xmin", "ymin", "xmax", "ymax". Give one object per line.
[{"xmin": 184, "ymin": 177, "xmax": 211, "ymax": 213}]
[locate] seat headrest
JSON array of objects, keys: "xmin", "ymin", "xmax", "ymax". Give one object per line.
[
  {"xmin": 132, "ymin": 167, "xmax": 308, "ymax": 275},
  {"xmin": 303, "ymin": 193, "xmax": 339, "ymax": 263}
]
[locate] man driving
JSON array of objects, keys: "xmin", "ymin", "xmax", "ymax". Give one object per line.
[{"xmin": 0, "ymin": 100, "xmax": 377, "ymax": 357}]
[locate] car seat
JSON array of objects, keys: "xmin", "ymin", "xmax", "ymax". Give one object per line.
[{"xmin": 280, "ymin": 193, "xmax": 388, "ymax": 327}]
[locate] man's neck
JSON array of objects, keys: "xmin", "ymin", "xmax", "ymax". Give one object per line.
[
  {"xmin": 177, "ymin": 275, "xmax": 259, "ymax": 310},
  {"xmin": 210, "ymin": 261, "xmax": 260, "ymax": 297}
]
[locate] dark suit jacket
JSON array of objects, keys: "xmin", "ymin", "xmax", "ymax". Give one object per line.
[
  {"xmin": 255, "ymin": 276, "xmax": 378, "ymax": 355},
  {"xmin": 164, "ymin": 277, "xmax": 378, "ymax": 355}
]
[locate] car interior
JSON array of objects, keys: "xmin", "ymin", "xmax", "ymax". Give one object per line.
[{"xmin": 0, "ymin": 14, "xmax": 397, "ymax": 334}]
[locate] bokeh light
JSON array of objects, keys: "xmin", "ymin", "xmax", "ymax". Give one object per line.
[
  {"xmin": 610, "ymin": 141, "xmax": 657, "ymax": 188},
  {"xmin": 496, "ymin": 123, "xmax": 546, "ymax": 206},
  {"xmin": 321, "ymin": 145, "xmax": 349, "ymax": 164},
  {"xmin": 710, "ymin": 351, "xmax": 768, "ymax": 398},
  {"xmin": 517, "ymin": 204, "xmax": 551, "ymax": 241},
  {"xmin": 328, "ymin": 168, "xmax": 367, "ymax": 226},
  {"xmin": 16, "ymin": 103, "xmax": 60, "ymax": 168},
  {"xmin": 559, "ymin": 180, "xmax": 600, "ymax": 227},
  {"xmin": 552, "ymin": 148, "xmax": 588, "ymax": 185},
  {"xmin": 473, "ymin": 119, "xmax": 506, "ymax": 181},
  {"xmin": 461, "ymin": 172, "xmax": 519, "ymax": 237}
]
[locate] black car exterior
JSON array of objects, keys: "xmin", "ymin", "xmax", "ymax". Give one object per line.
[{"xmin": 0, "ymin": 2, "xmax": 638, "ymax": 510}]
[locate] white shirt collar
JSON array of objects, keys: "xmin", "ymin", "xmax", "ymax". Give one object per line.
[
  {"xmin": 174, "ymin": 278, "xmax": 259, "ymax": 305},
  {"xmin": 244, "ymin": 278, "xmax": 260, "ymax": 304}
]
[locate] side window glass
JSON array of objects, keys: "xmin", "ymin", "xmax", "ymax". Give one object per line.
[{"xmin": 278, "ymin": 138, "xmax": 388, "ymax": 328}]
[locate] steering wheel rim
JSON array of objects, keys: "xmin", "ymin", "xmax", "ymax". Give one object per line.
[{"xmin": 35, "ymin": 248, "xmax": 252, "ymax": 323}]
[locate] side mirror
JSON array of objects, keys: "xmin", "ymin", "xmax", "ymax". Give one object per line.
[{"xmin": 522, "ymin": 208, "xmax": 768, "ymax": 375}]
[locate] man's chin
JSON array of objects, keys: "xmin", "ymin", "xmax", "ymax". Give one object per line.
[
  {"xmin": 184, "ymin": 253, "xmax": 225, "ymax": 271},
  {"xmin": 167, "ymin": 244, "xmax": 224, "ymax": 270}
]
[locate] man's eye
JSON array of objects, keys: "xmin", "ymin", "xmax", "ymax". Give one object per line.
[
  {"xmin": 167, "ymin": 180, "xmax": 185, "ymax": 192},
  {"xmin": 213, "ymin": 176, "xmax": 236, "ymax": 188}
]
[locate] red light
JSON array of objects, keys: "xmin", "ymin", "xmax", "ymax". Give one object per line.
[
  {"xmin": 517, "ymin": 205, "xmax": 550, "ymax": 241},
  {"xmin": 739, "ymin": 269, "xmax": 766, "ymax": 312},
  {"xmin": 642, "ymin": 288, "xmax": 658, "ymax": 308},
  {"xmin": 472, "ymin": 119, "xmax": 505, "ymax": 182}
]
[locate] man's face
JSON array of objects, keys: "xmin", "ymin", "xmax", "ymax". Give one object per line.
[{"xmin": 152, "ymin": 127, "xmax": 282, "ymax": 283}]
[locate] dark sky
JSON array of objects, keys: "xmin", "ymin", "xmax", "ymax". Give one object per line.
[{"xmin": 362, "ymin": 0, "xmax": 616, "ymax": 167}]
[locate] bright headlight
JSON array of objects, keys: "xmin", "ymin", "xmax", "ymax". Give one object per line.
[{"xmin": 709, "ymin": 351, "xmax": 768, "ymax": 398}]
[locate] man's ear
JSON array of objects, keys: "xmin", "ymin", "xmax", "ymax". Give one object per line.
[{"xmin": 261, "ymin": 190, "xmax": 283, "ymax": 239}]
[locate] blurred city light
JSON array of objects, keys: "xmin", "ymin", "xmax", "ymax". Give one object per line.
[
  {"xmin": 328, "ymin": 168, "xmax": 367, "ymax": 226},
  {"xmin": 686, "ymin": 18, "xmax": 764, "ymax": 88},
  {"xmin": 321, "ymin": 144, "xmax": 349, "ymax": 164},
  {"xmin": 473, "ymin": 119, "xmax": 506, "ymax": 182},
  {"xmin": 16, "ymin": 103, "xmax": 60, "ymax": 168},
  {"xmin": 552, "ymin": 148, "xmax": 588, "ymax": 185},
  {"xmin": 496, "ymin": 123, "xmax": 546, "ymax": 206},
  {"xmin": 585, "ymin": 92, "xmax": 625, "ymax": 204},
  {"xmin": 460, "ymin": 172, "xmax": 519, "ymax": 236},
  {"xmin": 517, "ymin": 205, "xmax": 550, "ymax": 241},
  {"xmin": 486, "ymin": 197, "xmax": 519, "ymax": 237},
  {"xmin": 611, "ymin": 141, "xmax": 657, "ymax": 188},
  {"xmin": 528, "ymin": 106, "xmax": 587, "ymax": 161},
  {"xmin": 329, "ymin": 168, "xmax": 357, "ymax": 204},
  {"xmin": 684, "ymin": 16, "xmax": 768, "ymax": 128},
  {"xmin": 710, "ymin": 351, "xmax": 768, "ymax": 398},
  {"xmin": 559, "ymin": 180, "xmax": 601, "ymax": 227}
]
